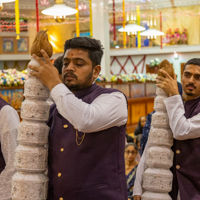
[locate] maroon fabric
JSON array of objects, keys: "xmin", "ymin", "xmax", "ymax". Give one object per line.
[
  {"xmin": 0, "ymin": 98, "xmax": 9, "ymax": 173},
  {"xmin": 47, "ymin": 83, "xmax": 127, "ymax": 200},
  {"xmin": 170, "ymin": 95, "xmax": 200, "ymax": 200}
]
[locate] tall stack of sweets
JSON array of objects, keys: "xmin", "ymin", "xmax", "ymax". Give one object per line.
[
  {"xmin": 141, "ymin": 60, "xmax": 174, "ymax": 200},
  {"xmin": 12, "ymin": 30, "xmax": 53, "ymax": 200}
]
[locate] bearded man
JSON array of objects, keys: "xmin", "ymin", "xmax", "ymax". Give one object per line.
[
  {"xmin": 29, "ymin": 37, "xmax": 128, "ymax": 200},
  {"xmin": 133, "ymin": 58, "xmax": 200, "ymax": 200}
]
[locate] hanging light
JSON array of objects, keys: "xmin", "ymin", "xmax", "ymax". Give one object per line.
[
  {"xmin": 154, "ymin": 17, "xmax": 156, "ymax": 26},
  {"xmin": 0, "ymin": 0, "xmax": 15, "ymax": 11},
  {"xmin": 118, "ymin": 24, "xmax": 146, "ymax": 35},
  {"xmin": 42, "ymin": 0, "xmax": 77, "ymax": 23},
  {"xmin": 131, "ymin": 13, "xmax": 133, "ymax": 21},
  {"xmin": 140, "ymin": 28, "xmax": 164, "ymax": 40},
  {"xmin": 127, "ymin": 12, "xmax": 129, "ymax": 21}
]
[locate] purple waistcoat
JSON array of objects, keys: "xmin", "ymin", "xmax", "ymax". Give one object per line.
[
  {"xmin": 170, "ymin": 96, "xmax": 200, "ymax": 200},
  {"xmin": 47, "ymin": 83, "xmax": 127, "ymax": 200},
  {"xmin": 0, "ymin": 98, "xmax": 9, "ymax": 173}
]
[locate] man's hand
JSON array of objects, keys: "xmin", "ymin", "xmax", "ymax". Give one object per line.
[
  {"xmin": 28, "ymin": 49, "xmax": 62, "ymax": 91},
  {"xmin": 156, "ymin": 69, "xmax": 179, "ymax": 97},
  {"xmin": 134, "ymin": 195, "xmax": 141, "ymax": 200}
]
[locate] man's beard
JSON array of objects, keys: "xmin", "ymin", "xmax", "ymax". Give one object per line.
[
  {"xmin": 63, "ymin": 70, "xmax": 93, "ymax": 91},
  {"xmin": 185, "ymin": 92, "xmax": 194, "ymax": 96}
]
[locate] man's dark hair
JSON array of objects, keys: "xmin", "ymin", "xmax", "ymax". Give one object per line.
[
  {"xmin": 183, "ymin": 58, "xmax": 200, "ymax": 71},
  {"xmin": 64, "ymin": 37, "xmax": 104, "ymax": 68},
  {"xmin": 53, "ymin": 56, "xmax": 63, "ymax": 74}
]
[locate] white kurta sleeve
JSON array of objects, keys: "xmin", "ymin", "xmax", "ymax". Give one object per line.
[
  {"xmin": 0, "ymin": 105, "xmax": 19, "ymax": 200},
  {"xmin": 51, "ymin": 83, "xmax": 128, "ymax": 133},
  {"xmin": 133, "ymin": 141, "xmax": 149, "ymax": 196},
  {"xmin": 164, "ymin": 95, "xmax": 200, "ymax": 140}
]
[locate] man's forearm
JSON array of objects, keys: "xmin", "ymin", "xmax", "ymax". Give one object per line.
[{"xmin": 164, "ymin": 95, "xmax": 200, "ymax": 140}]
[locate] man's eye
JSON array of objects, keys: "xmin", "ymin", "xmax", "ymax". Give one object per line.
[
  {"xmin": 76, "ymin": 63, "xmax": 83, "ymax": 66},
  {"xmin": 185, "ymin": 73, "xmax": 190, "ymax": 78},
  {"xmin": 64, "ymin": 63, "xmax": 69, "ymax": 66},
  {"xmin": 195, "ymin": 76, "xmax": 200, "ymax": 80}
]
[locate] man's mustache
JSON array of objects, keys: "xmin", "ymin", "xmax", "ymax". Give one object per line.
[
  {"xmin": 186, "ymin": 84, "xmax": 196, "ymax": 89},
  {"xmin": 63, "ymin": 72, "xmax": 77, "ymax": 80}
]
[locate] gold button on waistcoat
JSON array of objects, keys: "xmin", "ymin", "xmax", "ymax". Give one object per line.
[
  {"xmin": 176, "ymin": 150, "xmax": 180, "ymax": 154},
  {"xmin": 59, "ymin": 198, "xmax": 63, "ymax": 200},
  {"xmin": 176, "ymin": 165, "xmax": 180, "ymax": 169},
  {"xmin": 58, "ymin": 173, "xmax": 61, "ymax": 177},
  {"xmin": 63, "ymin": 124, "xmax": 68, "ymax": 129},
  {"xmin": 60, "ymin": 148, "xmax": 64, "ymax": 152}
]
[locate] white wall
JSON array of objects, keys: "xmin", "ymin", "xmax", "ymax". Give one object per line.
[{"xmin": 110, "ymin": 48, "xmax": 200, "ymax": 83}]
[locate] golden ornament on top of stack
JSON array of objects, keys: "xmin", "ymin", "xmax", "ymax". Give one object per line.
[
  {"xmin": 158, "ymin": 59, "xmax": 175, "ymax": 78},
  {"xmin": 30, "ymin": 30, "xmax": 53, "ymax": 57}
]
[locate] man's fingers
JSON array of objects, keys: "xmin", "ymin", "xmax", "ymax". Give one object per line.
[
  {"xmin": 156, "ymin": 83, "xmax": 164, "ymax": 89},
  {"xmin": 32, "ymin": 54, "xmax": 45, "ymax": 66},
  {"xmin": 28, "ymin": 65, "xmax": 40, "ymax": 72},
  {"xmin": 156, "ymin": 76, "xmax": 166, "ymax": 81},
  {"xmin": 156, "ymin": 79, "xmax": 168, "ymax": 85},
  {"xmin": 134, "ymin": 196, "xmax": 141, "ymax": 200},
  {"xmin": 29, "ymin": 70, "xmax": 40, "ymax": 78},
  {"xmin": 40, "ymin": 49, "xmax": 52, "ymax": 65},
  {"xmin": 159, "ymin": 69, "xmax": 172, "ymax": 79}
]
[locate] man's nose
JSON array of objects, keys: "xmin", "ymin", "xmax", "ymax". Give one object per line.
[
  {"xmin": 63, "ymin": 62, "xmax": 75, "ymax": 72},
  {"xmin": 188, "ymin": 76, "xmax": 195, "ymax": 83}
]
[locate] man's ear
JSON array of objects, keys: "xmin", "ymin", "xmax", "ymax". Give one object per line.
[{"xmin": 93, "ymin": 65, "xmax": 101, "ymax": 79}]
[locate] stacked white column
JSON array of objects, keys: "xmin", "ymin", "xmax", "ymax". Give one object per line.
[
  {"xmin": 12, "ymin": 57, "xmax": 50, "ymax": 200},
  {"xmin": 141, "ymin": 87, "xmax": 174, "ymax": 200}
]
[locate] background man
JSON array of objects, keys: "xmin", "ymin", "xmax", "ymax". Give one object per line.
[
  {"xmin": 29, "ymin": 37, "xmax": 128, "ymax": 200},
  {"xmin": 133, "ymin": 58, "xmax": 200, "ymax": 200},
  {"xmin": 0, "ymin": 97, "xmax": 19, "ymax": 200}
]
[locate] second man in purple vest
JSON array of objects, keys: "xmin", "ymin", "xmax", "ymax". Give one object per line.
[
  {"xmin": 29, "ymin": 37, "xmax": 128, "ymax": 200},
  {"xmin": 133, "ymin": 58, "xmax": 200, "ymax": 200}
]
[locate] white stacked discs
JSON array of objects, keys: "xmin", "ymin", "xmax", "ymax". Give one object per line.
[
  {"xmin": 154, "ymin": 96, "xmax": 167, "ymax": 112},
  {"xmin": 148, "ymin": 128, "xmax": 173, "ymax": 147},
  {"xmin": 143, "ymin": 168, "xmax": 173, "ymax": 193},
  {"xmin": 146, "ymin": 146, "xmax": 173, "ymax": 169},
  {"xmin": 141, "ymin": 87, "xmax": 174, "ymax": 200},
  {"xmin": 14, "ymin": 145, "xmax": 48, "ymax": 172},
  {"xmin": 12, "ymin": 57, "xmax": 50, "ymax": 200},
  {"xmin": 141, "ymin": 191, "xmax": 172, "ymax": 200},
  {"xmin": 17, "ymin": 121, "xmax": 49, "ymax": 146},
  {"xmin": 151, "ymin": 112, "xmax": 170, "ymax": 129},
  {"xmin": 24, "ymin": 77, "xmax": 49, "ymax": 100},
  {"xmin": 12, "ymin": 172, "xmax": 48, "ymax": 200}
]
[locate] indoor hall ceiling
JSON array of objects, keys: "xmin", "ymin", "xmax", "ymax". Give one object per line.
[
  {"xmin": 1, "ymin": 0, "xmax": 200, "ymax": 13},
  {"xmin": 2, "ymin": 0, "xmax": 200, "ymax": 10},
  {"xmin": 108, "ymin": 0, "xmax": 200, "ymax": 9},
  {"xmin": 2, "ymin": 0, "xmax": 80, "ymax": 10}
]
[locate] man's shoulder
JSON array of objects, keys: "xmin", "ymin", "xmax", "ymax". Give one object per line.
[
  {"xmin": 0, "ymin": 98, "xmax": 10, "ymax": 110},
  {"xmin": 49, "ymin": 103, "xmax": 57, "ymax": 115}
]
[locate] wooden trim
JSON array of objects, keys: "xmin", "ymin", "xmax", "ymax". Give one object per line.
[
  {"xmin": 0, "ymin": 86, "xmax": 24, "ymax": 90},
  {"xmin": 128, "ymin": 96, "xmax": 155, "ymax": 103}
]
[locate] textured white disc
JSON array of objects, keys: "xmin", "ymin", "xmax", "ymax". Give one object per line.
[
  {"xmin": 148, "ymin": 127, "xmax": 173, "ymax": 147},
  {"xmin": 12, "ymin": 172, "xmax": 48, "ymax": 200},
  {"xmin": 143, "ymin": 168, "xmax": 173, "ymax": 193},
  {"xmin": 146, "ymin": 146, "xmax": 174, "ymax": 169},
  {"xmin": 141, "ymin": 191, "xmax": 172, "ymax": 200},
  {"xmin": 21, "ymin": 99, "xmax": 50, "ymax": 121},
  {"xmin": 151, "ymin": 111, "xmax": 170, "ymax": 128}
]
